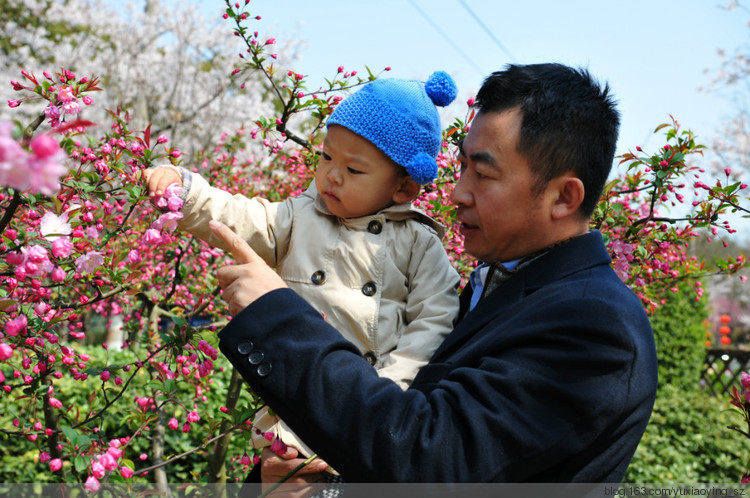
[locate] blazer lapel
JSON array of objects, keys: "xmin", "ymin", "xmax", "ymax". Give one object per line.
[{"xmin": 430, "ymin": 231, "xmax": 612, "ymax": 363}]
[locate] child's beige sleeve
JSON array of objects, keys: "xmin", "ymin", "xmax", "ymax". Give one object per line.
[{"xmin": 177, "ymin": 172, "xmax": 294, "ymax": 267}]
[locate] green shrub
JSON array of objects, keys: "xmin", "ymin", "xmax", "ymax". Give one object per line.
[
  {"xmin": 625, "ymin": 384, "xmax": 745, "ymax": 482},
  {"xmin": 0, "ymin": 343, "xmax": 259, "ymax": 483},
  {"xmin": 649, "ymin": 281, "xmax": 708, "ymax": 392}
]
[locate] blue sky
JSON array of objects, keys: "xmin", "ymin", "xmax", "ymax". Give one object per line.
[{"xmin": 176, "ymin": 1, "xmax": 747, "ymax": 160}]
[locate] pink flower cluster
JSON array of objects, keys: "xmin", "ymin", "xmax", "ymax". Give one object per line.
[{"xmin": 0, "ymin": 122, "xmax": 67, "ymax": 195}]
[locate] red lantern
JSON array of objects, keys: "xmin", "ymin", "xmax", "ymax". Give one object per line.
[
  {"xmin": 720, "ymin": 336, "xmax": 732, "ymax": 345},
  {"xmin": 720, "ymin": 325, "xmax": 732, "ymax": 335},
  {"xmin": 720, "ymin": 314, "xmax": 732, "ymax": 324}
]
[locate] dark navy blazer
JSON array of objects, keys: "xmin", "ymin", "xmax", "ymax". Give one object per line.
[{"xmin": 219, "ymin": 230, "xmax": 658, "ymax": 482}]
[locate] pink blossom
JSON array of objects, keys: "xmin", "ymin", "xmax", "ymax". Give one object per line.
[
  {"xmin": 99, "ymin": 452, "xmax": 118, "ymax": 471},
  {"xmin": 49, "ymin": 397, "xmax": 63, "ymax": 409},
  {"xmin": 151, "ymin": 212, "xmax": 183, "ymax": 233},
  {"xmin": 157, "ymin": 134, "xmax": 168, "ymax": 144},
  {"xmin": 49, "ymin": 458, "xmax": 62, "ymax": 472},
  {"xmin": 85, "ymin": 475, "xmax": 100, "ymax": 492},
  {"xmin": 120, "ymin": 466, "xmax": 134, "ymax": 478},
  {"xmin": 6, "ymin": 251, "xmax": 24, "ymax": 266},
  {"xmin": 5, "ymin": 315, "xmax": 27, "ymax": 336},
  {"xmin": 57, "ymin": 86, "xmax": 75, "ymax": 103},
  {"xmin": 142, "ymin": 228, "xmax": 163, "ymax": 245},
  {"xmin": 168, "ymin": 418, "xmax": 179, "ymax": 430},
  {"xmin": 0, "ymin": 342, "xmax": 13, "ymax": 360},
  {"xmin": 44, "ymin": 105, "xmax": 60, "ymax": 120},
  {"xmin": 51, "ymin": 267, "xmax": 66, "ymax": 282},
  {"xmin": 100, "ymin": 370, "xmax": 110, "ymax": 382},
  {"xmin": 270, "ymin": 438, "xmax": 288, "ymax": 456},
  {"xmin": 187, "ymin": 411, "xmax": 200, "ymax": 423},
  {"xmin": 62, "ymin": 99, "xmax": 81, "ymax": 115},
  {"xmin": 86, "ymin": 225, "xmax": 100, "ymax": 240},
  {"xmin": 128, "ymin": 250, "xmax": 142, "ymax": 264},
  {"xmin": 75, "ymin": 251, "xmax": 104, "ymax": 274},
  {"xmin": 41, "ymin": 212, "xmax": 72, "ymax": 241},
  {"xmin": 82, "ymin": 96, "xmax": 93, "ymax": 106},
  {"xmin": 8, "ymin": 100, "xmax": 20, "ymax": 108},
  {"xmin": 39, "ymin": 452, "xmax": 51, "ymax": 463},
  {"xmin": 742, "ymin": 372, "xmax": 750, "ymax": 390},
  {"xmin": 51, "ymin": 237, "xmax": 74, "ymax": 258},
  {"xmin": 30, "ymin": 134, "xmax": 60, "ymax": 159}
]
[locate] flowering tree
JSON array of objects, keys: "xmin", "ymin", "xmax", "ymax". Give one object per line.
[
  {"xmin": 0, "ymin": 0, "xmax": 289, "ymax": 158},
  {"xmin": 1, "ymin": 0, "xmax": 750, "ymax": 489}
]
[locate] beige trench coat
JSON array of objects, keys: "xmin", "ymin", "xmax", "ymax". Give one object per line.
[{"xmin": 177, "ymin": 171, "xmax": 460, "ymax": 457}]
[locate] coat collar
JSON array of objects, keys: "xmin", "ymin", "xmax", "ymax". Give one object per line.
[
  {"xmin": 434, "ymin": 231, "xmax": 612, "ymax": 361},
  {"xmin": 304, "ymin": 182, "xmax": 447, "ymax": 238}
]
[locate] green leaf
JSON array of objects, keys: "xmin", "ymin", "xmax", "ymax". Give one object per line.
[
  {"xmin": 61, "ymin": 425, "xmax": 78, "ymax": 445},
  {"xmin": 77, "ymin": 435, "xmax": 92, "ymax": 450},
  {"xmin": 74, "ymin": 455, "xmax": 88, "ymax": 473}
]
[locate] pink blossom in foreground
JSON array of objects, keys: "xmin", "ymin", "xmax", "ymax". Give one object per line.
[
  {"xmin": 85, "ymin": 476, "xmax": 100, "ymax": 492},
  {"xmin": 75, "ymin": 251, "xmax": 104, "ymax": 275},
  {"xmin": 0, "ymin": 342, "xmax": 13, "ymax": 361},
  {"xmin": 151, "ymin": 211, "xmax": 183, "ymax": 233},
  {"xmin": 120, "ymin": 466, "xmax": 134, "ymax": 478},
  {"xmin": 40, "ymin": 212, "xmax": 72, "ymax": 241},
  {"xmin": 49, "ymin": 459, "xmax": 62, "ymax": 472},
  {"xmin": 51, "ymin": 237, "xmax": 74, "ymax": 258},
  {"xmin": 4, "ymin": 315, "xmax": 27, "ymax": 337}
]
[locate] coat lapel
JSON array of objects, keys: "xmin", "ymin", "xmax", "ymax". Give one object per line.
[{"xmin": 430, "ymin": 231, "xmax": 613, "ymax": 362}]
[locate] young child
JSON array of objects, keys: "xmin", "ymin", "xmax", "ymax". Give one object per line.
[{"xmin": 144, "ymin": 71, "xmax": 461, "ymax": 467}]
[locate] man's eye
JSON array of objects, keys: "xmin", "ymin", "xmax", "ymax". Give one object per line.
[{"xmin": 347, "ymin": 167, "xmax": 363, "ymax": 175}]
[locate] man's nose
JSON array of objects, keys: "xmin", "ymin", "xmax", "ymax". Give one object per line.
[{"xmin": 450, "ymin": 175, "xmax": 472, "ymax": 206}]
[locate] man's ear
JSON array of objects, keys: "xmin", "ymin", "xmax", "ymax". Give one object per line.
[
  {"xmin": 392, "ymin": 177, "xmax": 421, "ymax": 204},
  {"xmin": 549, "ymin": 174, "xmax": 585, "ymax": 220}
]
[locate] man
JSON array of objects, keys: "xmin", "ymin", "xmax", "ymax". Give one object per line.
[{"xmin": 212, "ymin": 63, "xmax": 658, "ymax": 483}]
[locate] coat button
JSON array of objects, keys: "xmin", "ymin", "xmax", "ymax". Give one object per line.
[
  {"xmin": 237, "ymin": 340, "xmax": 254, "ymax": 355},
  {"xmin": 364, "ymin": 351, "xmax": 377, "ymax": 366},
  {"xmin": 248, "ymin": 350, "xmax": 265, "ymax": 366},
  {"xmin": 256, "ymin": 361, "xmax": 272, "ymax": 377},
  {"xmin": 362, "ymin": 281, "xmax": 376, "ymax": 296},
  {"xmin": 311, "ymin": 270, "xmax": 326, "ymax": 285},
  {"xmin": 367, "ymin": 220, "xmax": 382, "ymax": 234}
]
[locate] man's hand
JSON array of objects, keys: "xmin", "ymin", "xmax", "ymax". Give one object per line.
[
  {"xmin": 142, "ymin": 166, "xmax": 182, "ymax": 199},
  {"xmin": 209, "ymin": 220, "xmax": 287, "ymax": 315},
  {"xmin": 260, "ymin": 447, "xmax": 329, "ymax": 497}
]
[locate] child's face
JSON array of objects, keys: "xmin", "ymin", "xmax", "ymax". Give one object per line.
[{"xmin": 316, "ymin": 125, "xmax": 414, "ymax": 219}]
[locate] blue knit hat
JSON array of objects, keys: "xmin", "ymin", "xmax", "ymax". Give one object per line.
[{"xmin": 326, "ymin": 71, "xmax": 458, "ymax": 185}]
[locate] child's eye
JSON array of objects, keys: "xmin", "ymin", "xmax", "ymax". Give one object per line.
[
  {"xmin": 347, "ymin": 167, "xmax": 363, "ymax": 175},
  {"xmin": 321, "ymin": 152, "xmax": 332, "ymax": 161}
]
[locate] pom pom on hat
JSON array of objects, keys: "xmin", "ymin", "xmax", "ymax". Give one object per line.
[
  {"xmin": 425, "ymin": 71, "xmax": 458, "ymax": 107},
  {"xmin": 408, "ymin": 152, "xmax": 438, "ymax": 186},
  {"xmin": 327, "ymin": 70, "xmax": 458, "ymax": 185}
]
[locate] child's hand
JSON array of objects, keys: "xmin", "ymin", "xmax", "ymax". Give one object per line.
[{"xmin": 143, "ymin": 167, "xmax": 182, "ymax": 199}]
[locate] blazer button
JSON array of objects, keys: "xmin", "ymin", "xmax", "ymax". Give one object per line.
[
  {"xmin": 362, "ymin": 281, "xmax": 377, "ymax": 296},
  {"xmin": 363, "ymin": 351, "xmax": 377, "ymax": 366},
  {"xmin": 311, "ymin": 270, "xmax": 326, "ymax": 285},
  {"xmin": 248, "ymin": 350, "xmax": 265, "ymax": 366},
  {"xmin": 237, "ymin": 340, "xmax": 254, "ymax": 355},
  {"xmin": 256, "ymin": 361, "xmax": 272, "ymax": 377},
  {"xmin": 367, "ymin": 220, "xmax": 382, "ymax": 234}
]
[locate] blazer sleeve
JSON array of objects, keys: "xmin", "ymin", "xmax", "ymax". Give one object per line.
[
  {"xmin": 376, "ymin": 228, "xmax": 460, "ymax": 389},
  {"xmin": 177, "ymin": 172, "xmax": 293, "ymax": 266}
]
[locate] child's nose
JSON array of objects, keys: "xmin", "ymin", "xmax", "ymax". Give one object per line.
[{"xmin": 327, "ymin": 165, "xmax": 343, "ymax": 185}]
